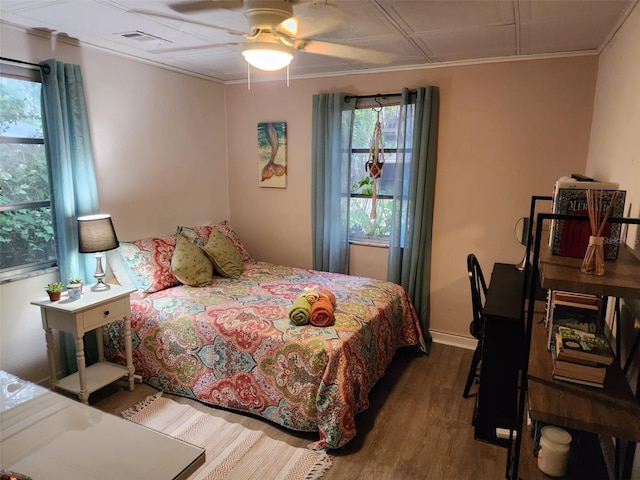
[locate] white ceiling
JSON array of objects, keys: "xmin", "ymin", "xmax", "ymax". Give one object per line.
[{"xmin": 1, "ymin": 0, "xmax": 638, "ymax": 83}]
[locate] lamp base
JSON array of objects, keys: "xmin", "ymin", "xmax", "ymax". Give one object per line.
[
  {"xmin": 91, "ymin": 279, "xmax": 111, "ymax": 291},
  {"xmin": 91, "ymin": 252, "xmax": 110, "ymax": 292}
]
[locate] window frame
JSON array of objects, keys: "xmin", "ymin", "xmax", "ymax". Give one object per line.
[
  {"xmin": 0, "ymin": 62, "xmax": 57, "ymax": 281},
  {"xmin": 348, "ymin": 97, "xmax": 400, "ymax": 246}
]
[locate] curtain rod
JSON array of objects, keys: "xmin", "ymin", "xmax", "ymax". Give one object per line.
[
  {"xmin": 344, "ymin": 90, "xmax": 416, "ymax": 103},
  {"xmin": 0, "ymin": 56, "xmax": 50, "ymax": 74}
]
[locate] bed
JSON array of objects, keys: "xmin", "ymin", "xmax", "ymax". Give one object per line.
[{"xmin": 103, "ymin": 222, "xmax": 426, "ymax": 449}]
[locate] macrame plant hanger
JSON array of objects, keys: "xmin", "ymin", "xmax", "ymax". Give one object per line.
[{"xmin": 365, "ymin": 98, "xmax": 385, "ymax": 219}]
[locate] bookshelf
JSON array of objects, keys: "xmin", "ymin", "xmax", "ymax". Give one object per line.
[
  {"xmin": 538, "ymin": 235, "xmax": 640, "ymax": 299},
  {"xmin": 528, "ymin": 313, "xmax": 640, "ymax": 441},
  {"xmin": 519, "ymin": 409, "xmax": 609, "ymax": 480},
  {"xmin": 509, "ymin": 200, "xmax": 640, "ymax": 480}
]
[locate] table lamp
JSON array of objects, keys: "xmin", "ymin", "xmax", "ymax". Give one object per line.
[{"xmin": 78, "ymin": 214, "xmax": 119, "ymax": 291}]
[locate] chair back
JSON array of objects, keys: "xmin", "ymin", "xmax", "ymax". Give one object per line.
[{"xmin": 467, "ymin": 254, "xmax": 488, "ymax": 339}]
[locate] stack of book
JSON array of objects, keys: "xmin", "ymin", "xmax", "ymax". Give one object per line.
[
  {"xmin": 546, "ymin": 290, "xmax": 603, "ymax": 350},
  {"xmin": 545, "ymin": 290, "xmax": 613, "ymax": 388},
  {"xmin": 552, "ymin": 326, "xmax": 614, "ymax": 388}
]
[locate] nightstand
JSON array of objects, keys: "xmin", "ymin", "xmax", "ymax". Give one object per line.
[{"xmin": 31, "ymin": 284, "xmax": 137, "ymax": 404}]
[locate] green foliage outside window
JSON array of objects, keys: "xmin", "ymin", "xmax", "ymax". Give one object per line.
[
  {"xmin": 348, "ymin": 105, "xmax": 399, "ymax": 242},
  {"xmin": 0, "ymin": 75, "xmax": 57, "ymax": 275},
  {"xmin": 349, "ymin": 198, "xmax": 393, "ymax": 241}
]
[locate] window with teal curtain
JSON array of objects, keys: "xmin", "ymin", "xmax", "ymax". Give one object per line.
[
  {"xmin": 311, "ymin": 87, "xmax": 439, "ymax": 343},
  {"xmin": 311, "ymin": 92, "xmax": 355, "ymax": 274},
  {"xmin": 40, "ymin": 59, "xmax": 101, "ymax": 374},
  {"xmin": 387, "ymin": 87, "xmax": 439, "ymax": 343},
  {"xmin": 0, "ymin": 64, "xmax": 57, "ymax": 280}
]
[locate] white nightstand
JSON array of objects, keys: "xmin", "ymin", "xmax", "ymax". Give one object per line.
[{"xmin": 31, "ymin": 284, "xmax": 137, "ymax": 404}]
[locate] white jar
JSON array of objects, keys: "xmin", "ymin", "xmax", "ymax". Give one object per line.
[
  {"xmin": 537, "ymin": 426, "xmax": 572, "ymax": 477},
  {"xmin": 67, "ymin": 283, "xmax": 82, "ymax": 300}
]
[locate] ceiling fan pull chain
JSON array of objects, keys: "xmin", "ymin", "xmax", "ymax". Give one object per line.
[{"xmin": 247, "ymin": 63, "xmax": 251, "ymax": 90}]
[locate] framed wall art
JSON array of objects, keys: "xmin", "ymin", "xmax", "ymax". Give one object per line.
[{"xmin": 258, "ymin": 121, "xmax": 287, "ymax": 188}]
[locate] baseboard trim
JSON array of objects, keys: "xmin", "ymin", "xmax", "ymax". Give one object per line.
[{"xmin": 431, "ymin": 330, "xmax": 478, "ymax": 351}]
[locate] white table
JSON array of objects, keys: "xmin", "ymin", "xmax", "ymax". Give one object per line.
[
  {"xmin": 31, "ymin": 284, "xmax": 137, "ymax": 403},
  {"xmin": 0, "ymin": 370, "xmax": 205, "ymax": 479}
]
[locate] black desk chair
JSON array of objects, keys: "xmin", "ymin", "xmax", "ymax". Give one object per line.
[{"xmin": 463, "ymin": 254, "xmax": 488, "ymax": 398}]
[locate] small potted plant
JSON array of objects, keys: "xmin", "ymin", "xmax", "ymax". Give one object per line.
[
  {"xmin": 68, "ymin": 274, "xmax": 84, "ymax": 293},
  {"xmin": 46, "ymin": 282, "xmax": 63, "ymax": 302},
  {"xmin": 67, "ymin": 277, "xmax": 83, "ymax": 301}
]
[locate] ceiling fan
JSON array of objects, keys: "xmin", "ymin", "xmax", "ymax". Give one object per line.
[{"xmin": 131, "ymin": 0, "xmax": 392, "ymax": 71}]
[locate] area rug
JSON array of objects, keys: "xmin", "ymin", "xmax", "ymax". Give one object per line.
[{"xmin": 122, "ymin": 393, "xmax": 331, "ymax": 480}]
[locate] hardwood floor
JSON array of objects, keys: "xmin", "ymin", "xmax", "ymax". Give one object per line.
[{"xmin": 93, "ymin": 343, "xmax": 507, "ymax": 479}]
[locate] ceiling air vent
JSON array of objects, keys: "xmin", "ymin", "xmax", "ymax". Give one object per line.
[{"xmin": 115, "ymin": 31, "xmax": 173, "ymax": 47}]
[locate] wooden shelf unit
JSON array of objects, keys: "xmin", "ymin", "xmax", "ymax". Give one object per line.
[
  {"xmin": 528, "ymin": 316, "xmax": 640, "ymax": 443},
  {"xmin": 538, "ymin": 234, "xmax": 640, "ymax": 299},
  {"xmin": 509, "ymin": 203, "xmax": 640, "ymax": 480},
  {"xmin": 518, "ymin": 407, "xmax": 609, "ymax": 480}
]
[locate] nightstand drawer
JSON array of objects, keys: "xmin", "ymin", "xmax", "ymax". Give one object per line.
[{"xmin": 83, "ymin": 298, "xmax": 128, "ymax": 330}]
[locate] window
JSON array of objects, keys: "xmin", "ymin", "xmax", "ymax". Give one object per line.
[
  {"xmin": 349, "ymin": 99, "xmax": 400, "ymax": 245},
  {"xmin": 0, "ymin": 65, "xmax": 56, "ymax": 280}
]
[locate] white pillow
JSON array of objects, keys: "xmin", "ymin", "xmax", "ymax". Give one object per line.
[{"xmin": 106, "ymin": 248, "xmax": 136, "ymax": 289}]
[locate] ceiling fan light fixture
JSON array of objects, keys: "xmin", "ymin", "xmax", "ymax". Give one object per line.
[{"xmin": 242, "ymin": 42, "xmax": 294, "ymax": 71}]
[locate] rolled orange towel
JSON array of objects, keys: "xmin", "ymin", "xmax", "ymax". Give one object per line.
[
  {"xmin": 309, "ymin": 289, "xmax": 336, "ymax": 327},
  {"xmin": 319, "ymin": 289, "xmax": 336, "ymax": 306}
]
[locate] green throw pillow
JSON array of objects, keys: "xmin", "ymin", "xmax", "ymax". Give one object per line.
[
  {"xmin": 202, "ymin": 228, "xmax": 244, "ymax": 278},
  {"xmin": 170, "ymin": 234, "xmax": 214, "ymax": 286}
]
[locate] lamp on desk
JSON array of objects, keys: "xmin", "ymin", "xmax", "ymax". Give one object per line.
[{"xmin": 78, "ymin": 214, "xmax": 119, "ymax": 291}]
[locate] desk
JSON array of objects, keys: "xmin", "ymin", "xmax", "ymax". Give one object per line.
[
  {"xmin": 0, "ymin": 370, "xmax": 205, "ymax": 479},
  {"xmin": 474, "ymin": 263, "xmax": 525, "ymax": 447}
]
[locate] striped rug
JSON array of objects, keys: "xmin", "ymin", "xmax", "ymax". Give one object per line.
[{"xmin": 122, "ymin": 393, "xmax": 331, "ymax": 480}]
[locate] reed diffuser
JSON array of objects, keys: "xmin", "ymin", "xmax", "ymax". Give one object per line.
[{"xmin": 580, "ymin": 189, "xmax": 618, "ymax": 275}]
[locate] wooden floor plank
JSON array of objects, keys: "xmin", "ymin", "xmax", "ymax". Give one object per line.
[{"xmin": 93, "ymin": 343, "xmax": 506, "ymax": 480}]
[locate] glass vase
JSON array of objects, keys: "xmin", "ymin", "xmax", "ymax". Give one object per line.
[{"xmin": 581, "ymin": 236, "xmax": 605, "ymax": 276}]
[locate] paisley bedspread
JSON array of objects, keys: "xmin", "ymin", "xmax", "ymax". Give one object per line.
[{"xmin": 104, "ymin": 261, "xmax": 425, "ymax": 449}]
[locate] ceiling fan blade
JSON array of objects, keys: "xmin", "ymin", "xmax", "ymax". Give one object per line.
[
  {"xmin": 129, "ymin": 9, "xmax": 249, "ymax": 37},
  {"xmin": 278, "ymin": 17, "xmax": 298, "ymax": 37},
  {"xmin": 287, "ymin": 2, "xmax": 342, "ymax": 39},
  {"xmin": 292, "ymin": 18, "xmax": 342, "ymax": 39},
  {"xmin": 169, "ymin": 0, "xmax": 242, "ymax": 14},
  {"xmin": 295, "ymin": 39, "xmax": 393, "ymax": 65},
  {"xmin": 276, "ymin": 15, "xmax": 341, "ymax": 39}
]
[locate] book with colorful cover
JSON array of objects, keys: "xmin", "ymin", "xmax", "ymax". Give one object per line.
[
  {"xmin": 555, "ymin": 326, "xmax": 614, "ymax": 366},
  {"xmin": 546, "ymin": 290, "xmax": 602, "ymax": 350},
  {"xmin": 549, "ymin": 181, "xmax": 625, "ymax": 259}
]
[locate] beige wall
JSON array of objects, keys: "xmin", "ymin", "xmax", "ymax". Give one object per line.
[
  {"xmin": 587, "ymin": 4, "xmax": 640, "ymax": 250},
  {"xmin": 0, "ymin": 25, "xmax": 229, "ymax": 382},
  {"xmin": 585, "ymin": 7, "xmax": 640, "ymax": 477},
  {"xmin": 225, "ymin": 57, "xmax": 598, "ymax": 340}
]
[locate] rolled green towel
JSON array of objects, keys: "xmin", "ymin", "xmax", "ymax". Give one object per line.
[{"xmin": 289, "ymin": 295, "xmax": 311, "ymax": 325}]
